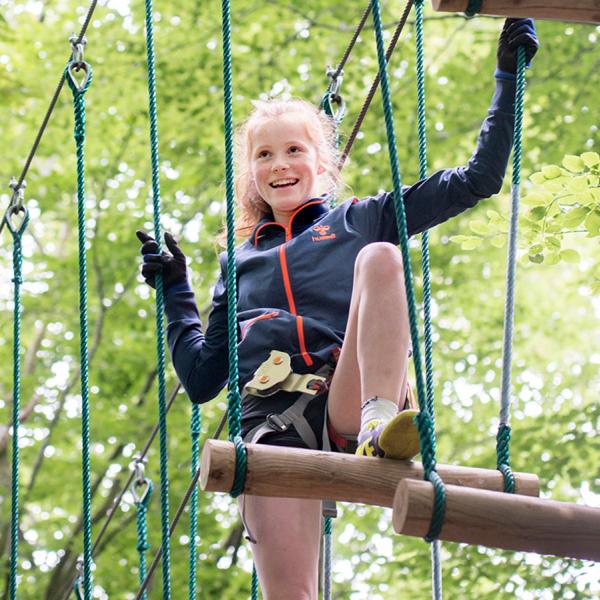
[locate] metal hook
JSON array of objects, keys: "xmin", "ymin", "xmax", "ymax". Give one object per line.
[{"xmin": 73, "ymin": 556, "xmax": 84, "ymax": 600}]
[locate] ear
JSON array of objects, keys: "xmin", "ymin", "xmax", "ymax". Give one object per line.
[{"xmin": 317, "ymin": 163, "xmax": 327, "ymax": 175}]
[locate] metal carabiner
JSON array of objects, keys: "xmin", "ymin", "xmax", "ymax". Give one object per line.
[{"xmin": 324, "ymin": 67, "xmax": 346, "ymax": 124}]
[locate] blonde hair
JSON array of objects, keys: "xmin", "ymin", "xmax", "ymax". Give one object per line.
[{"xmin": 225, "ymin": 98, "xmax": 342, "ymax": 241}]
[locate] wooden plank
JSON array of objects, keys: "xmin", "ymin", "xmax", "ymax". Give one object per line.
[
  {"xmin": 200, "ymin": 440, "xmax": 539, "ymax": 507},
  {"xmin": 432, "ymin": 1, "xmax": 600, "ymax": 24},
  {"xmin": 393, "ymin": 478, "xmax": 600, "ymax": 561}
]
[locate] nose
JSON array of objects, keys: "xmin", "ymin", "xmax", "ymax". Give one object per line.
[{"xmin": 272, "ymin": 159, "xmax": 289, "ymax": 173}]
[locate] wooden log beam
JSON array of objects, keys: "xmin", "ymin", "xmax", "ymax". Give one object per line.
[
  {"xmin": 393, "ymin": 479, "xmax": 600, "ymax": 561},
  {"xmin": 432, "ymin": 1, "xmax": 600, "ymax": 24},
  {"xmin": 200, "ymin": 440, "xmax": 539, "ymax": 507}
]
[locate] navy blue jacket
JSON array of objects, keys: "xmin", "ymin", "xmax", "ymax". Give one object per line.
[{"xmin": 165, "ymin": 77, "xmax": 516, "ymax": 420}]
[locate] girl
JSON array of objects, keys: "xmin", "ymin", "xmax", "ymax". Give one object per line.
[{"xmin": 138, "ymin": 18, "xmax": 538, "ymax": 600}]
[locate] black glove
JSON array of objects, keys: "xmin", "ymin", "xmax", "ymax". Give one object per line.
[
  {"xmin": 497, "ymin": 18, "xmax": 539, "ymax": 74},
  {"xmin": 136, "ymin": 230, "xmax": 188, "ymax": 290}
]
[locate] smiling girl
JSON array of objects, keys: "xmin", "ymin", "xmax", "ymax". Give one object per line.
[{"xmin": 137, "ymin": 18, "xmax": 539, "ymax": 599}]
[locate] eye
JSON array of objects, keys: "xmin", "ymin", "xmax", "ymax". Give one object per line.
[
  {"xmin": 289, "ymin": 145, "xmax": 302, "ymax": 154},
  {"xmin": 257, "ymin": 149, "xmax": 270, "ymax": 159}
]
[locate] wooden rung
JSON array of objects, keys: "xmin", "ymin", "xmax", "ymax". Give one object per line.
[
  {"xmin": 200, "ymin": 440, "xmax": 539, "ymax": 507},
  {"xmin": 393, "ymin": 479, "xmax": 600, "ymax": 561},
  {"xmin": 432, "ymin": 1, "xmax": 600, "ymax": 24}
]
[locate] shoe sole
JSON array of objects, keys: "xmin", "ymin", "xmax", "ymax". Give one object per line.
[{"xmin": 378, "ymin": 409, "xmax": 420, "ymax": 460}]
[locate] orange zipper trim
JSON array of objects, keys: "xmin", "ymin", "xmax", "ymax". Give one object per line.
[
  {"xmin": 278, "ymin": 243, "xmax": 313, "ymax": 366},
  {"xmin": 241, "ymin": 311, "xmax": 280, "ymax": 340}
]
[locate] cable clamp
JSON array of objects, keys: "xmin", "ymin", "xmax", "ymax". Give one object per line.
[
  {"xmin": 67, "ymin": 34, "xmax": 91, "ymax": 92},
  {"xmin": 69, "ymin": 33, "xmax": 87, "ymax": 67}
]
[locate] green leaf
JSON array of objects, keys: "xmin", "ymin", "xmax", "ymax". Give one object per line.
[
  {"xmin": 468, "ymin": 220, "xmax": 491, "ymax": 235},
  {"xmin": 562, "ymin": 155, "xmax": 585, "ymax": 172},
  {"xmin": 592, "ymin": 280, "xmax": 600, "ymax": 295},
  {"xmin": 581, "ymin": 151, "xmax": 600, "ymax": 168},
  {"xmin": 490, "ymin": 235, "xmax": 506, "ymax": 248},
  {"xmin": 545, "ymin": 236, "xmax": 561, "ymax": 250},
  {"xmin": 530, "ymin": 171, "xmax": 546, "ymax": 185},
  {"xmin": 522, "ymin": 191, "xmax": 552, "ymax": 207},
  {"xmin": 541, "ymin": 165, "xmax": 562, "ymax": 179},
  {"xmin": 461, "ymin": 237, "xmax": 483, "ymax": 250},
  {"xmin": 568, "ymin": 176, "xmax": 590, "ymax": 192},
  {"xmin": 559, "ymin": 206, "xmax": 589, "ymax": 228},
  {"xmin": 529, "ymin": 244, "xmax": 544, "ymax": 254},
  {"xmin": 544, "ymin": 252, "xmax": 560, "ymax": 266},
  {"xmin": 449, "ymin": 235, "xmax": 471, "ymax": 245},
  {"xmin": 559, "ymin": 249, "xmax": 581, "ymax": 263},
  {"xmin": 584, "ymin": 209, "xmax": 600, "ymax": 236},
  {"xmin": 529, "ymin": 253, "xmax": 544, "ymax": 264},
  {"xmin": 528, "ymin": 206, "xmax": 546, "ymax": 221}
]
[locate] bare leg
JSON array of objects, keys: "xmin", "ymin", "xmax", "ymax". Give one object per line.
[
  {"xmin": 328, "ymin": 242, "xmax": 411, "ymax": 436},
  {"xmin": 238, "ymin": 495, "xmax": 322, "ymax": 600}
]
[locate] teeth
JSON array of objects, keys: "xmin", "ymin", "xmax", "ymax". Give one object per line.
[{"xmin": 270, "ymin": 178, "xmax": 299, "ymax": 188}]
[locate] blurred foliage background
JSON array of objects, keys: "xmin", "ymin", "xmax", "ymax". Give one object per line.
[{"xmin": 0, "ymin": 1, "xmax": 598, "ymax": 598}]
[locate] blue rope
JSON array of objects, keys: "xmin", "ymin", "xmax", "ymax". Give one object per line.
[{"xmin": 498, "ymin": 47, "xmax": 527, "ymax": 493}]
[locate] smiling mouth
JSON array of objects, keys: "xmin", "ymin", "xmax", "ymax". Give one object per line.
[{"xmin": 270, "ymin": 178, "xmax": 299, "ymax": 188}]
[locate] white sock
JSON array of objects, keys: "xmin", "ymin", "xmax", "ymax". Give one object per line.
[{"xmin": 360, "ymin": 396, "xmax": 398, "ymax": 432}]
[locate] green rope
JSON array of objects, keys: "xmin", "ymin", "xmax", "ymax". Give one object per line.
[
  {"xmin": 5, "ymin": 194, "xmax": 29, "ymax": 600},
  {"xmin": 141, "ymin": 0, "xmax": 172, "ymax": 594},
  {"xmin": 220, "ymin": 0, "xmax": 248, "ymax": 498},
  {"xmin": 413, "ymin": 0, "xmax": 436, "ymax": 426},
  {"xmin": 370, "ymin": 0, "xmax": 446, "ymax": 541},
  {"xmin": 251, "ymin": 565, "xmax": 259, "ymax": 600},
  {"xmin": 188, "ymin": 405, "xmax": 201, "ymax": 599},
  {"xmin": 465, "ymin": 0, "xmax": 483, "ymax": 17},
  {"xmin": 65, "ymin": 59, "xmax": 94, "ymax": 600},
  {"xmin": 134, "ymin": 482, "xmax": 153, "ymax": 600},
  {"xmin": 497, "ymin": 46, "xmax": 527, "ymax": 493},
  {"xmin": 413, "ymin": 2, "xmax": 444, "ymax": 595}
]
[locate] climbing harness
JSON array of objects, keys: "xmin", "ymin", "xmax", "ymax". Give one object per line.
[{"xmin": 242, "ymin": 351, "xmax": 333, "ymax": 451}]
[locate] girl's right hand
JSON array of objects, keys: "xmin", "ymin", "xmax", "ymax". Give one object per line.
[{"xmin": 136, "ymin": 230, "xmax": 189, "ymax": 290}]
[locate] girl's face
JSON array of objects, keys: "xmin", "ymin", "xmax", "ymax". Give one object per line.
[{"xmin": 250, "ymin": 114, "xmax": 325, "ymax": 226}]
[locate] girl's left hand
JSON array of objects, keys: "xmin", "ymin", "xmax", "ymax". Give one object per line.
[{"xmin": 497, "ymin": 18, "xmax": 539, "ymax": 73}]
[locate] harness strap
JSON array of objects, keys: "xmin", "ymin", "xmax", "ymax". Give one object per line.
[
  {"xmin": 244, "ymin": 393, "xmax": 318, "ymax": 449},
  {"xmin": 242, "ymin": 357, "xmax": 333, "ymax": 451}
]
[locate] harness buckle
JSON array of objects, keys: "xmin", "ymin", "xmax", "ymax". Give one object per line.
[{"xmin": 266, "ymin": 413, "xmax": 289, "ymax": 432}]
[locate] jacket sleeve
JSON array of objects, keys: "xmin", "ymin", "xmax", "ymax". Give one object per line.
[
  {"xmin": 165, "ymin": 254, "xmax": 229, "ymax": 404},
  {"xmin": 349, "ymin": 76, "xmax": 516, "ymax": 242}
]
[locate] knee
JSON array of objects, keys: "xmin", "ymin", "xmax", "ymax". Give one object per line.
[{"xmin": 355, "ymin": 242, "xmax": 404, "ymax": 284}]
